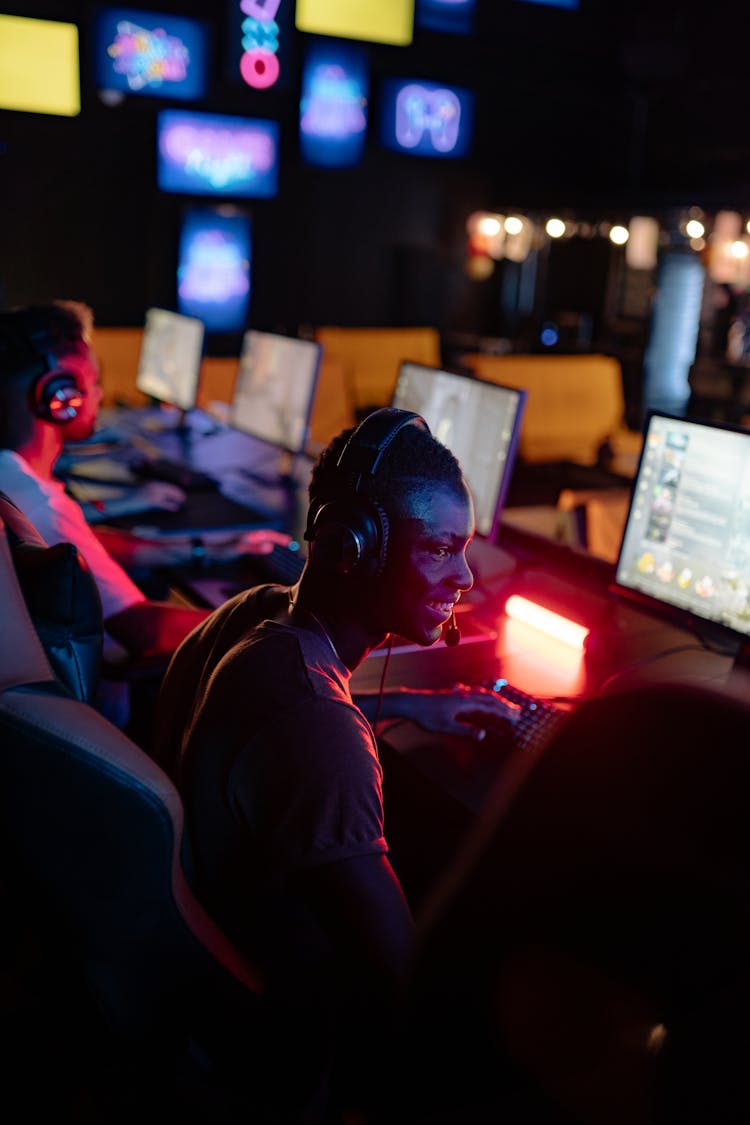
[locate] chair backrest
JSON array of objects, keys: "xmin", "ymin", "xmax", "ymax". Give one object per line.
[
  {"xmin": 0, "ymin": 499, "xmax": 270, "ymax": 1110},
  {"xmin": 404, "ymin": 681, "xmax": 750, "ymax": 1125},
  {"xmin": 315, "ymin": 325, "xmax": 441, "ymax": 415}
]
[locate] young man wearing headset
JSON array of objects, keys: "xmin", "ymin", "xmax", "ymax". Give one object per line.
[
  {"xmin": 153, "ymin": 408, "xmax": 520, "ymax": 1122},
  {"xmin": 0, "ymin": 300, "xmax": 289, "ymax": 724}
]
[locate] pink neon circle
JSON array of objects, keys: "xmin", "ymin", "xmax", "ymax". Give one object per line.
[{"xmin": 240, "ymin": 48, "xmax": 280, "ymax": 90}]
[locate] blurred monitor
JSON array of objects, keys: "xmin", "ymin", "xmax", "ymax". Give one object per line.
[
  {"xmin": 416, "ymin": 0, "xmax": 476, "ymax": 34},
  {"xmin": 177, "ymin": 206, "xmax": 251, "ymax": 334},
  {"xmin": 614, "ymin": 412, "xmax": 750, "ymax": 649},
  {"xmin": 299, "ymin": 39, "xmax": 369, "ymax": 167},
  {"xmin": 392, "ymin": 362, "xmax": 526, "ymax": 541},
  {"xmin": 379, "ymin": 77, "xmax": 474, "ymax": 159},
  {"xmin": 230, "ymin": 331, "xmax": 322, "ymax": 456},
  {"xmin": 136, "ymin": 308, "xmax": 205, "ymax": 414},
  {"xmin": 93, "ymin": 7, "xmax": 209, "ymax": 100},
  {"xmin": 518, "ymin": 0, "xmax": 578, "ymax": 7},
  {"xmin": 157, "ymin": 109, "xmax": 280, "ymax": 198},
  {"xmin": 295, "ymin": 0, "xmax": 414, "ymax": 46},
  {"xmin": 0, "ymin": 15, "xmax": 80, "ymax": 116}
]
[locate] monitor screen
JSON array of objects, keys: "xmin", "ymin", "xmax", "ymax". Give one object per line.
[
  {"xmin": 93, "ymin": 7, "xmax": 209, "ymax": 100},
  {"xmin": 230, "ymin": 331, "xmax": 322, "ymax": 455},
  {"xmin": 379, "ymin": 77, "xmax": 474, "ymax": 159},
  {"xmin": 295, "ymin": 0, "xmax": 414, "ymax": 46},
  {"xmin": 0, "ymin": 15, "xmax": 80, "ymax": 117},
  {"xmin": 614, "ymin": 412, "xmax": 750, "ymax": 644},
  {"xmin": 177, "ymin": 206, "xmax": 251, "ymax": 334},
  {"xmin": 157, "ymin": 109, "xmax": 280, "ymax": 199},
  {"xmin": 136, "ymin": 308, "xmax": 205, "ymax": 412},
  {"xmin": 392, "ymin": 362, "xmax": 526, "ymax": 540},
  {"xmin": 299, "ymin": 39, "xmax": 369, "ymax": 167},
  {"xmin": 416, "ymin": 0, "xmax": 476, "ymax": 34}
]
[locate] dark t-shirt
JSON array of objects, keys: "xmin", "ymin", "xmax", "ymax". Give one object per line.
[{"xmin": 154, "ymin": 583, "xmax": 388, "ymax": 974}]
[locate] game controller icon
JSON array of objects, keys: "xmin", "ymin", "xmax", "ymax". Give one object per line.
[{"xmin": 395, "ymin": 84, "xmax": 462, "ymax": 153}]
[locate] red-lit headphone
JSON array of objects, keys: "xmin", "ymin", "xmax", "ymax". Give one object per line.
[
  {"xmin": 33, "ymin": 368, "xmax": 85, "ymax": 424},
  {"xmin": 304, "ymin": 407, "xmax": 429, "ymax": 577}
]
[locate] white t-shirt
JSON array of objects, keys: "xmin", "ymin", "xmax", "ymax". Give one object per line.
[{"xmin": 0, "ymin": 449, "xmax": 146, "ymax": 621}]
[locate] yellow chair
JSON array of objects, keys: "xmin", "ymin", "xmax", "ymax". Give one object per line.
[
  {"xmin": 91, "ymin": 326, "xmax": 147, "ymax": 408},
  {"xmin": 461, "ymin": 353, "xmax": 642, "ymax": 471},
  {"xmin": 315, "ymin": 326, "xmax": 441, "ymax": 415}
]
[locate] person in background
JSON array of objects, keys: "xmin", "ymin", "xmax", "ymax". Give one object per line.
[
  {"xmin": 0, "ymin": 300, "xmax": 288, "ymax": 725},
  {"xmin": 153, "ymin": 408, "xmax": 521, "ymax": 1123}
]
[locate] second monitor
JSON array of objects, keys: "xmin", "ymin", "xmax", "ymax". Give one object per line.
[
  {"xmin": 392, "ymin": 361, "xmax": 526, "ymax": 541},
  {"xmin": 229, "ymin": 330, "xmax": 322, "ymax": 456},
  {"xmin": 135, "ymin": 306, "xmax": 205, "ymax": 416}
]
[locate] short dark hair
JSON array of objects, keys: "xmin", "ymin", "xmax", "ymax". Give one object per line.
[
  {"xmin": 309, "ymin": 412, "xmax": 465, "ymax": 516},
  {"xmin": 0, "ymin": 300, "xmax": 93, "ymax": 448}
]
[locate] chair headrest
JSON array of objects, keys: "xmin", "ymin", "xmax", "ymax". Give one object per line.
[{"xmin": 0, "ymin": 492, "xmax": 103, "ymax": 702}]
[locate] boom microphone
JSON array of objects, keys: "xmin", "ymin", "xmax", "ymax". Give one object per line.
[{"xmin": 445, "ymin": 608, "xmax": 461, "ymax": 647}]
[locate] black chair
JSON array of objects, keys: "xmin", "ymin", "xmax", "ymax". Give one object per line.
[
  {"xmin": 396, "ymin": 681, "xmax": 750, "ymax": 1125},
  {"xmin": 0, "ymin": 495, "xmax": 321, "ymax": 1122}
]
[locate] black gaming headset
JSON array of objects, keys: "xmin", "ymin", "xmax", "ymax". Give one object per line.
[
  {"xmin": 0, "ymin": 313, "xmax": 85, "ymax": 424},
  {"xmin": 304, "ymin": 407, "xmax": 430, "ymax": 577}
]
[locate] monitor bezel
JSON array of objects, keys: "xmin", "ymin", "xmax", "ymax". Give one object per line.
[
  {"xmin": 229, "ymin": 329, "xmax": 323, "ymax": 457},
  {"xmin": 611, "ymin": 409, "xmax": 750, "ymax": 650},
  {"xmin": 135, "ymin": 306, "xmax": 205, "ymax": 414},
  {"xmin": 392, "ymin": 360, "xmax": 527, "ymax": 543}
]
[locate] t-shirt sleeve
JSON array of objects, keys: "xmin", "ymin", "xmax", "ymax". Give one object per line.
[{"xmin": 229, "ymin": 696, "xmax": 387, "ymax": 875}]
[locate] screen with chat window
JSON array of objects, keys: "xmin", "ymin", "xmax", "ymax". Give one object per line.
[{"xmin": 614, "ymin": 412, "xmax": 750, "ymax": 643}]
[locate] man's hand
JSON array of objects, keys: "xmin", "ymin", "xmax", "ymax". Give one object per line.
[
  {"xmin": 372, "ymin": 685, "xmax": 520, "ymax": 742},
  {"xmin": 132, "ymin": 481, "xmax": 186, "ymax": 513}
]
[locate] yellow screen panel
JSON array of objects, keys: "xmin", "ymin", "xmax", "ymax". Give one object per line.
[
  {"xmin": 295, "ymin": 0, "xmax": 414, "ymax": 46},
  {"xmin": 0, "ymin": 15, "xmax": 80, "ymax": 117}
]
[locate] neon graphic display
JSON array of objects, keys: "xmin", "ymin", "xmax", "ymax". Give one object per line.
[
  {"xmin": 232, "ymin": 0, "xmax": 288, "ymax": 90},
  {"xmin": 295, "ymin": 0, "xmax": 414, "ymax": 47},
  {"xmin": 157, "ymin": 109, "xmax": 279, "ymax": 198},
  {"xmin": 300, "ymin": 40, "xmax": 369, "ymax": 167},
  {"xmin": 518, "ymin": 0, "xmax": 579, "ymax": 8},
  {"xmin": 415, "ymin": 0, "xmax": 476, "ymax": 34},
  {"xmin": 0, "ymin": 15, "xmax": 80, "ymax": 117},
  {"xmin": 94, "ymin": 8, "xmax": 208, "ymax": 99},
  {"xmin": 380, "ymin": 78, "xmax": 474, "ymax": 159},
  {"xmin": 178, "ymin": 208, "xmax": 251, "ymax": 334}
]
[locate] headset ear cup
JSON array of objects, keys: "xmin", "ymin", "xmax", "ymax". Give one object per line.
[
  {"xmin": 370, "ymin": 499, "xmax": 389, "ymax": 577},
  {"xmin": 35, "ymin": 373, "xmax": 83, "ymax": 423},
  {"xmin": 307, "ymin": 497, "xmax": 385, "ymax": 576}
]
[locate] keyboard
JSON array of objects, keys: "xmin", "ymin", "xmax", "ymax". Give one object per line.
[
  {"xmin": 482, "ymin": 677, "xmax": 570, "ymax": 754},
  {"xmin": 130, "ymin": 456, "xmax": 218, "ymax": 491}
]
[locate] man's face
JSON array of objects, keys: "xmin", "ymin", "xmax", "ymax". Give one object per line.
[
  {"xmin": 375, "ymin": 480, "xmax": 475, "ymax": 646},
  {"xmin": 53, "ymin": 346, "xmax": 103, "ymax": 441}
]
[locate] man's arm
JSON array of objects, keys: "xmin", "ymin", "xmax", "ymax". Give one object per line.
[{"xmin": 355, "ymin": 684, "xmax": 520, "ymax": 740}]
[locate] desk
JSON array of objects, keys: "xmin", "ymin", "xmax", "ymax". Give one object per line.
[
  {"xmin": 367, "ymin": 523, "xmax": 747, "ymax": 906},
  {"xmin": 64, "ymin": 405, "xmax": 314, "ymax": 540}
]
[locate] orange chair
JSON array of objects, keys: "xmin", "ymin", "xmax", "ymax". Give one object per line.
[{"xmin": 315, "ymin": 326, "xmax": 441, "ymax": 417}]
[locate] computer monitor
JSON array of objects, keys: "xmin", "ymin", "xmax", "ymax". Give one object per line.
[
  {"xmin": 613, "ymin": 412, "xmax": 750, "ymax": 650},
  {"xmin": 391, "ymin": 362, "xmax": 526, "ymax": 541},
  {"xmin": 135, "ymin": 307, "xmax": 205, "ymax": 417},
  {"xmin": 229, "ymin": 331, "xmax": 322, "ymax": 457}
]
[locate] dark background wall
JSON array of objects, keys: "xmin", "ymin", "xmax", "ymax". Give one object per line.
[{"xmin": 1, "ymin": 0, "xmax": 747, "ymax": 350}]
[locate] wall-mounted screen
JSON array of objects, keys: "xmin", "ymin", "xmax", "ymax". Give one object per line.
[
  {"xmin": 227, "ymin": 0, "xmax": 293, "ymax": 91},
  {"xmin": 379, "ymin": 78, "xmax": 474, "ymax": 159},
  {"xmin": 230, "ymin": 331, "xmax": 322, "ymax": 455},
  {"xmin": 157, "ymin": 109, "xmax": 280, "ymax": 198},
  {"xmin": 0, "ymin": 15, "xmax": 80, "ymax": 117},
  {"xmin": 177, "ymin": 207, "xmax": 251, "ymax": 335},
  {"xmin": 93, "ymin": 7, "xmax": 209, "ymax": 99},
  {"xmin": 392, "ymin": 362, "xmax": 526, "ymax": 541},
  {"xmin": 517, "ymin": 0, "xmax": 579, "ymax": 8},
  {"xmin": 415, "ymin": 0, "xmax": 476, "ymax": 34},
  {"xmin": 295, "ymin": 0, "xmax": 414, "ymax": 46},
  {"xmin": 136, "ymin": 307, "xmax": 205, "ymax": 413},
  {"xmin": 614, "ymin": 412, "xmax": 750, "ymax": 646},
  {"xmin": 300, "ymin": 39, "xmax": 369, "ymax": 167}
]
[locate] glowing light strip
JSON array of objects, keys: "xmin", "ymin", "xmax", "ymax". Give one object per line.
[{"xmin": 505, "ymin": 595, "xmax": 589, "ymax": 651}]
